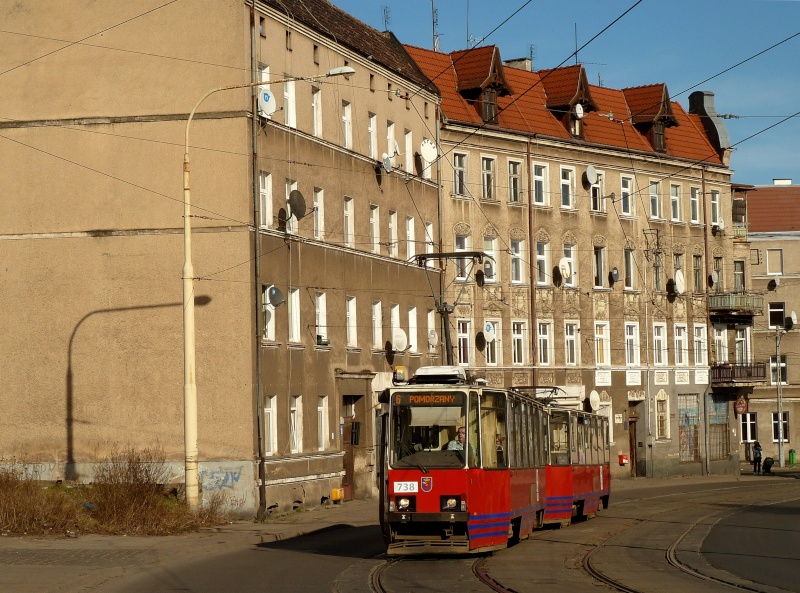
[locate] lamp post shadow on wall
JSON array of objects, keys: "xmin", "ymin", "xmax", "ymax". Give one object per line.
[
  {"xmin": 65, "ymin": 297, "xmax": 211, "ymax": 481},
  {"xmin": 182, "ymin": 66, "xmax": 355, "ymax": 511}
]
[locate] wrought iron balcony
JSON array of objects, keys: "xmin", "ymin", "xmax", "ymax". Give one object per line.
[
  {"xmin": 708, "ymin": 292, "xmax": 763, "ymax": 316},
  {"xmin": 732, "ymin": 224, "xmax": 748, "ymax": 242},
  {"xmin": 710, "ymin": 362, "xmax": 767, "ymax": 385}
]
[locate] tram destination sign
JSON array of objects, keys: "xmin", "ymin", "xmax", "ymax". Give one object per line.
[{"xmin": 393, "ymin": 392, "xmax": 466, "ymax": 406}]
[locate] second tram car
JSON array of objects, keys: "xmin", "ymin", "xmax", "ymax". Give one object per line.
[{"xmin": 378, "ymin": 366, "xmax": 610, "ymax": 555}]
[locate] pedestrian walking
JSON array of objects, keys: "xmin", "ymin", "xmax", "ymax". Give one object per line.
[{"xmin": 752, "ymin": 441, "xmax": 763, "ymax": 474}]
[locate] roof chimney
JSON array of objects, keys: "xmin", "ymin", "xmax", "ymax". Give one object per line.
[
  {"xmin": 689, "ymin": 91, "xmax": 732, "ymax": 167},
  {"xmin": 504, "ymin": 57, "xmax": 532, "ymax": 72}
]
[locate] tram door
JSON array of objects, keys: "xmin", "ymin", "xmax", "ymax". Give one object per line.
[
  {"xmin": 628, "ymin": 408, "xmax": 639, "ymax": 477},
  {"xmin": 342, "ymin": 395, "xmax": 360, "ymax": 501}
]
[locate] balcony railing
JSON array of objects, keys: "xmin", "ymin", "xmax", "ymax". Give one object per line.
[
  {"xmin": 732, "ymin": 224, "xmax": 748, "ymax": 242},
  {"xmin": 708, "ymin": 292, "xmax": 763, "ymax": 316},
  {"xmin": 710, "ymin": 362, "xmax": 767, "ymax": 384}
]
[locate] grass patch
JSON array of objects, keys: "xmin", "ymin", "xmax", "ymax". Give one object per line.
[{"xmin": 0, "ymin": 446, "xmax": 230, "ymax": 536}]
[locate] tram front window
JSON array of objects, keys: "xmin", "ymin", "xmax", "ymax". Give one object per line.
[{"xmin": 390, "ymin": 391, "xmax": 471, "ymax": 468}]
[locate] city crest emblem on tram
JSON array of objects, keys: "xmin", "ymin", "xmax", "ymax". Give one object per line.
[{"xmin": 421, "ymin": 477, "xmax": 433, "ymax": 492}]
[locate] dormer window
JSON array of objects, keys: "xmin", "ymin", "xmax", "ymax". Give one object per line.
[
  {"xmin": 482, "ymin": 88, "xmax": 498, "ymax": 123},
  {"xmin": 652, "ymin": 121, "xmax": 665, "ymax": 152}
]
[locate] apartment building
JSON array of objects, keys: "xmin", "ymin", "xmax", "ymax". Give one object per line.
[
  {"xmin": 405, "ymin": 44, "xmax": 750, "ymax": 478},
  {"xmin": 0, "ymin": 0, "xmax": 440, "ymax": 516},
  {"xmin": 742, "ymin": 181, "xmax": 800, "ymax": 468}
]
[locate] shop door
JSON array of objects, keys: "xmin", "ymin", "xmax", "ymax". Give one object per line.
[
  {"xmin": 342, "ymin": 395, "xmax": 360, "ymax": 501},
  {"xmin": 628, "ymin": 409, "xmax": 640, "ymax": 477}
]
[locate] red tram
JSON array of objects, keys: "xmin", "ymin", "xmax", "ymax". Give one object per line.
[{"xmin": 378, "ymin": 366, "xmax": 610, "ymax": 555}]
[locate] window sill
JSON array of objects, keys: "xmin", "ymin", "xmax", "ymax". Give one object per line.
[
  {"xmin": 589, "ymin": 210, "xmax": 608, "ymax": 217},
  {"xmin": 532, "ymin": 202, "xmax": 551, "ymax": 209},
  {"xmin": 346, "ymin": 346, "xmax": 362, "ymax": 353},
  {"xmin": 261, "ymin": 340, "xmax": 282, "ymax": 349},
  {"xmin": 288, "ymin": 342, "xmax": 305, "ymax": 350},
  {"xmin": 315, "ymin": 345, "xmax": 332, "ymax": 352},
  {"xmin": 507, "ymin": 200, "xmax": 526, "ymax": 207},
  {"xmin": 560, "ymin": 206, "xmax": 578, "ymax": 213}
]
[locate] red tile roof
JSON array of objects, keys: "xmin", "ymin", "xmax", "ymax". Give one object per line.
[
  {"xmin": 263, "ymin": 0, "xmax": 435, "ymax": 91},
  {"xmin": 403, "ymin": 43, "xmax": 724, "ymax": 164},
  {"xmin": 747, "ymin": 185, "xmax": 800, "ymax": 232}
]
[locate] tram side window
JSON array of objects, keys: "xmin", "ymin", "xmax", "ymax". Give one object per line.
[
  {"xmin": 507, "ymin": 398, "xmax": 518, "ymax": 468},
  {"xmin": 589, "ymin": 417, "xmax": 598, "ymax": 465},
  {"xmin": 549, "ymin": 412, "xmax": 570, "ymax": 465},
  {"xmin": 539, "ymin": 411, "xmax": 548, "ymax": 467},
  {"xmin": 520, "ymin": 401, "xmax": 530, "ymax": 468},
  {"xmin": 480, "ymin": 391, "xmax": 507, "ymax": 469},
  {"xmin": 602, "ymin": 418, "xmax": 610, "ymax": 463},
  {"xmin": 468, "ymin": 392, "xmax": 481, "ymax": 468}
]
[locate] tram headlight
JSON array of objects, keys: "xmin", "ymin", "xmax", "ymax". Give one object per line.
[
  {"xmin": 397, "ymin": 497, "xmax": 411, "ymax": 510},
  {"xmin": 441, "ymin": 496, "xmax": 461, "ymax": 511}
]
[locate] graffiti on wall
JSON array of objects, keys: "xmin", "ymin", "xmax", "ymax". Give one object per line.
[{"xmin": 201, "ymin": 466, "xmax": 244, "ymax": 491}]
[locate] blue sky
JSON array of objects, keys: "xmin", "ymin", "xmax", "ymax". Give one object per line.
[{"xmin": 331, "ymin": 0, "xmax": 800, "ymax": 186}]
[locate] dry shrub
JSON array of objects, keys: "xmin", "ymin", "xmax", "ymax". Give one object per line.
[{"xmin": 0, "ymin": 463, "xmax": 92, "ymax": 535}]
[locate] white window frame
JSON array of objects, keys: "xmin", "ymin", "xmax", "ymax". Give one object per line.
[
  {"xmin": 425, "ymin": 221, "xmax": 435, "ymax": 266},
  {"xmin": 457, "ymin": 319, "xmax": 471, "ymax": 366},
  {"xmin": 690, "ymin": 187, "xmax": 700, "ymax": 223},
  {"xmin": 368, "ymin": 112, "xmax": 377, "ymax": 159},
  {"xmin": 769, "ymin": 302, "xmax": 786, "ymax": 329},
  {"xmin": 341, "ymin": 100, "xmax": 352, "ymax": 149},
  {"xmin": 710, "ymin": 190, "xmax": 720, "ymax": 225},
  {"xmin": 624, "ymin": 248, "xmax": 635, "ymax": 290},
  {"xmin": 386, "ymin": 120, "xmax": 395, "ymax": 160},
  {"xmin": 288, "ymin": 288, "xmax": 300, "ymax": 342},
  {"xmin": 670, "ymin": 184, "xmax": 681, "ymax": 221},
  {"xmin": 404, "ymin": 129, "xmax": 413, "ymax": 172},
  {"xmin": 770, "ymin": 355, "xmax": 788, "ymax": 385},
  {"xmin": 537, "ymin": 321, "xmax": 552, "ymax": 366},
  {"xmin": 740, "ymin": 412, "xmax": 757, "ymax": 443},
  {"xmin": 620, "ymin": 175, "xmax": 634, "ymax": 216},
  {"xmin": 372, "ymin": 300, "xmax": 383, "ymax": 349},
  {"xmin": 512, "ymin": 321, "xmax": 527, "ymax": 366},
  {"xmin": 594, "ymin": 246, "xmax": 606, "ymax": 288},
  {"xmin": 453, "ymin": 153, "xmax": 467, "ymax": 196},
  {"xmin": 653, "ymin": 322, "xmax": 667, "ymax": 366},
  {"xmin": 481, "ymin": 156, "xmax": 496, "ymax": 200},
  {"xmin": 649, "ymin": 180, "xmax": 661, "ymax": 219},
  {"xmin": 259, "ymin": 172, "xmax": 272, "ymax": 230},
  {"xmin": 262, "ymin": 285, "xmax": 276, "ymax": 341},
  {"xmin": 625, "ymin": 322, "xmax": 640, "ymax": 367},
  {"xmin": 264, "ymin": 395, "xmax": 277, "ymax": 455},
  {"xmin": 674, "ymin": 323, "xmax": 688, "ymax": 366},
  {"xmin": 693, "ymin": 324, "xmax": 708, "ymax": 366},
  {"xmin": 508, "ymin": 160, "xmax": 521, "ymax": 203},
  {"xmin": 346, "ymin": 296, "xmax": 357, "ymax": 347},
  {"xmin": 590, "ymin": 172, "xmax": 605, "ymax": 213},
  {"xmin": 565, "ymin": 321, "xmax": 579, "ymax": 366},
  {"xmin": 313, "ymin": 187, "xmax": 324, "ymax": 240},
  {"xmin": 388, "ymin": 210, "xmax": 398, "ymax": 257},
  {"xmin": 285, "ymin": 179, "xmax": 297, "ymax": 233},
  {"xmin": 390, "ymin": 303, "xmax": 400, "ymax": 346},
  {"xmin": 406, "ymin": 216, "xmax": 416, "ymax": 260},
  {"xmin": 735, "ymin": 327, "xmax": 749, "ymax": 364},
  {"xmin": 284, "ymin": 79, "xmax": 296, "ymax": 128},
  {"xmin": 536, "ymin": 241, "xmax": 548, "ymax": 285},
  {"xmin": 560, "ymin": 166, "xmax": 575, "ymax": 209},
  {"xmin": 317, "ymin": 396, "xmax": 327, "ymax": 451},
  {"xmin": 343, "ymin": 196, "xmax": 354, "ymax": 248},
  {"xmin": 563, "ymin": 243, "xmax": 577, "ymax": 287},
  {"xmin": 427, "ymin": 309, "xmax": 436, "ymax": 353},
  {"xmin": 767, "ymin": 249, "xmax": 784, "ymax": 275},
  {"xmin": 533, "ymin": 163, "xmax": 548, "ymax": 205},
  {"xmin": 595, "ymin": 321, "xmax": 611, "ymax": 367},
  {"xmin": 370, "ymin": 204, "xmax": 380, "ymax": 254},
  {"xmin": 484, "ymin": 319, "xmax": 500, "ymax": 366},
  {"xmin": 483, "ymin": 236, "xmax": 498, "ymax": 283},
  {"xmin": 714, "ymin": 325, "xmax": 728, "ymax": 363},
  {"xmin": 315, "ymin": 291, "xmax": 327, "ymax": 341},
  {"xmin": 655, "ymin": 391, "xmax": 670, "ymax": 440},
  {"xmin": 511, "ymin": 239, "xmax": 524, "ymax": 284},
  {"xmin": 289, "ymin": 395, "xmax": 302, "ymax": 453},
  {"xmin": 772, "ymin": 411, "xmax": 789, "ymax": 444},
  {"xmin": 311, "ymin": 86, "xmax": 322, "ymax": 138},
  {"xmin": 455, "ymin": 234, "xmax": 469, "ymax": 280},
  {"xmin": 422, "ymin": 138, "xmax": 433, "ymax": 180},
  {"xmin": 408, "ymin": 306, "xmax": 418, "ymax": 352}
]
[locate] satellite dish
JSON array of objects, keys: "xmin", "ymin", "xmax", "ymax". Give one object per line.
[
  {"xmin": 610, "ymin": 267, "xmax": 620, "ymax": 282},
  {"xmin": 717, "ymin": 217, "xmax": 725, "ymax": 231},
  {"xmin": 786, "ymin": 311, "xmax": 798, "ymax": 331},
  {"xmin": 257, "ymin": 86, "xmax": 277, "ymax": 117},
  {"xmin": 589, "ymin": 390, "xmax": 600, "ymax": 411},
  {"xmin": 287, "ymin": 190, "xmax": 307, "ymax": 220},
  {"xmin": 574, "ymin": 103, "xmax": 584, "ymax": 120},
  {"xmin": 768, "ymin": 277, "xmax": 780, "ymax": 291},
  {"xmin": 419, "ymin": 138, "xmax": 438, "ymax": 162},
  {"xmin": 392, "ymin": 328, "xmax": 408, "ymax": 352},
  {"xmin": 484, "ymin": 260, "xmax": 494, "ymax": 279},
  {"xmin": 428, "ymin": 329, "xmax": 439, "ymax": 348},
  {"xmin": 382, "ymin": 153, "xmax": 393, "ymax": 173},
  {"xmin": 484, "ymin": 322, "xmax": 496, "ymax": 343},
  {"xmin": 267, "ymin": 285, "xmax": 284, "ymax": 307},
  {"xmin": 674, "ymin": 269, "xmax": 685, "ymax": 295},
  {"xmin": 710, "ymin": 270, "xmax": 719, "ymax": 286},
  {"xmin": 585, "ymin": 165, "xmax": 598, "ymax": 185},
  {"xmin": 558, "ymin": 257, "xmax": 572, "ymax": 279}
]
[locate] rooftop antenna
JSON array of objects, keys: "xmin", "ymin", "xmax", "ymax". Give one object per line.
[
  {"xmin": 382, "ymin": 5, "xmax": 390, "ymax": 30},
  {"xmin": 466, "ymin": 0, "xmax": 469, "ymax": 47},
  {"xmin": 574, "ymin": 23, "xmax": 579, "ymax": 65},
  {"xmin": 432, "ymin": 2, "xmax": 440, "ymax": 51}
]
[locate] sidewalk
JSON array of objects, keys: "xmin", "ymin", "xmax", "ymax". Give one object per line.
[{"xmin": 0, "ymin": 498, "xmax": 378, "ymax": 593}]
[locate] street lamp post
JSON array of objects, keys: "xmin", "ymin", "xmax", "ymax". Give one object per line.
[{"xmin": 181, "ymin": 66, "xmax": 354, "ymax": 511}]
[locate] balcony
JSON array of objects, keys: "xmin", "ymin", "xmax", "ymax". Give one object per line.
[
  {"xmin": 732, "ymin": 223, "xmax": 748, "ymax": 242},
  {"xmin": 710, "ymin": 362, "xmax": 767, "ymax": 385},
  {"xmin": 708, "ymin": 292, "xmax": 763, "ymax": 316}
]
